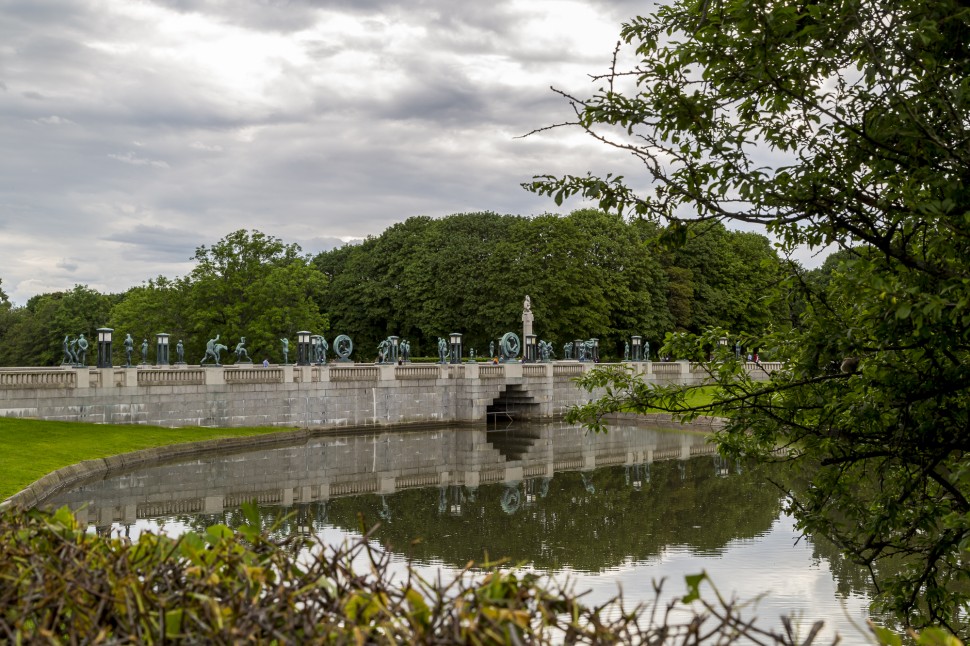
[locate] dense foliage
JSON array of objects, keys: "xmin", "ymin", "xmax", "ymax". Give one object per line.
[
  {"xmin": 529, "ymin": 0, "xmax": 970, "ymax": 634},
  {"xmin": 0, "ymin": 214, "xmax": 787, "ymax": 366},
  {"xmin": 0, "ymin": 504, "xmax": 881, "ymax": 644},
  {"xmin": 0, "ymin": 231, "xmax": 328, "ymax": 366},
  {"xmin": 314, "ymin": 210, "xmax": 787, "ymax": 358}
]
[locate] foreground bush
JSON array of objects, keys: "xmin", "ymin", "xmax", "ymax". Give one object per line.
[{"xmin": 0, "ymin": 505, "xmax": 946, "ymax": 644}]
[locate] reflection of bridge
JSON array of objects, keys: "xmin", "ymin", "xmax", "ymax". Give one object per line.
[
  {"xmin": 0, "ymin": 361, "xmax": 781, "ymax": 428},
  {"xmin": 42, "ymin": 421, "xmax": 717, "ymax": 528}
]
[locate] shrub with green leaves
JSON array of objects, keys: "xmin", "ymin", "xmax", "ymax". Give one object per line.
[{"xmin": 0, "ymin": 504, "xmax": 943, "ymax": 644}]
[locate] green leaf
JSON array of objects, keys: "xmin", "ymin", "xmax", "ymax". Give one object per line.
[{"xmin": 681, "ymin": 571, "xmax": 708, "ymax": 603}]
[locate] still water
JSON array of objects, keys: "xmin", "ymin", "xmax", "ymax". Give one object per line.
[{"xmin": 44, "ymin": 421, "xmax": 874, "ymax": 642}]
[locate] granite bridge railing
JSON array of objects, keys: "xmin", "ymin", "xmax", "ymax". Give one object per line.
[{"xmin": 0, "ymin": 361, "xmax": 782, "ymax": 429}]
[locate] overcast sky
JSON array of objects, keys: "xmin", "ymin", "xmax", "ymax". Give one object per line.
[{"xmin": 1, "ymin": 0, "xmax": 826, "ymax": 307}]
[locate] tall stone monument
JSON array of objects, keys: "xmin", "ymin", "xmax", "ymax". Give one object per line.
[{"xmin": 522, "ymin": 295, "xmax": 534, "ymax": 343}]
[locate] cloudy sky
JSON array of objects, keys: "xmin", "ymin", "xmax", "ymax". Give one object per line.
[{"xmin": 2, "ymin": 0, "xmax": 822, "ymax": 307}]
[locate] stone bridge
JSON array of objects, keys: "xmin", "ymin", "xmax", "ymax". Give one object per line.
[{"xmin": 0, "ymin": 360, "xmax": 782, "ymax": 429}]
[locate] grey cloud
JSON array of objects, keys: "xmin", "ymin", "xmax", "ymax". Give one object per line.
[
  {"xmin": 35, "ymin": 115, "xmax": 74, "ymax": 125},
  {"xmin": 56, "ymin": 259, "xmax": 79, "ymax": 272},
  {"xmin": 102, "ymin": 225, "xmax": 204, "ymax": 262},
  {"xmin": 301, "ymin": 236, "xmax": 360, "ymax": 256},
  {"xmin": 107, "ymin": 152, "xmax": 171, "ymax": 169},
  {"xmin": 1, "ymin": 0, "xmax": 729, "ymax": 307}
]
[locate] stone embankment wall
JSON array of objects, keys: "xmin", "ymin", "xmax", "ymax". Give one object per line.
[{"xmin": 0, "ymin": 361, "xmax": 782, "ymax": 429}]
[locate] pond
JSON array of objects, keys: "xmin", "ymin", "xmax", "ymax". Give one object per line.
[{"xmin": 43, "ymin": 420, "xmax": 874, "ymax": 641}]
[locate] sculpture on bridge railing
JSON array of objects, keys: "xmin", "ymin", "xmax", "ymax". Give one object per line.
[
  {"xmin": 538, "ymin": 340, "xmax": 554, "ymax": 362},
  {"xmin": 200, "ymin": 334, "xmax": 225, "ymax": 366},
  {"xmin": 76, "ymin": 334, "xmax": 89, "ymax": 366},
  {"xmin": 377, "ymin": 338, "xmax": 390, "ymax": 364},
  {"xmin": 124, "ymin": 334, "xmax": 134, "ymax": 367},
  {"xmin": 317, "ymin": 336, "xmax": 329, "ymax": 364},
  {"xmin": 234, "ymin": 337, "xmax": 252, "ymax": 364},
  {"xmin": 333, "ymin": 334, "xmax": 353, "ymax": 363},
  {"xmin": 499, "ymin": 332, "xmax": 521, "ymax": 363}
]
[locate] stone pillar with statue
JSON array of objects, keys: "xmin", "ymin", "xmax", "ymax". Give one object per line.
[{"xmin": 522, "ymin": 295, "xmax": 534, "ymax": 343}]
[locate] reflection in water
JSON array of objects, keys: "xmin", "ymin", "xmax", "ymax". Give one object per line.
[{"xmin": 43, "ymin": 421, "xmax": 874, "ymax": 640}]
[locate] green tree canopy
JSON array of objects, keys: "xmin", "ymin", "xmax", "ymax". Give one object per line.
[
  {"xmin": 0, "ymin": 286, "xmax": 113, "ymax": 366},
  {"xmin": 529, "ymin": 0, "xmax": 970, "ymax": 633},
  {"xmin": 180, "ymin": 230, "xmax": 328, "ymax": 362},
  {"xmin": 315, "ymin": 211, "xmax": 782, "ymax": 359}
]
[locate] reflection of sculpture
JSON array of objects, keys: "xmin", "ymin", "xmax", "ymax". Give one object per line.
[
  {"xmin": 176, "ymin": 339, "xmax": 185, "ymax": 363},
  {"xmin": 201, "ymin": 334, "xmax": 223, "ymax": 365},
  {"xmin": 76, "ymin": 334, "xmax": 89, "ymax": 366},
  {"xmin": 141, "ymin": 338, "xmax": 148, "ymax": 364},
  {"xmin": 280, "ymin": 338, "xmax": 289, "ymax": 364},
  {"xmin": 501, "ymin": 484, "xmax": 522, "ymax": 514},
  {"xmin": 124, "ymin": 334, "xmax": 134, "ymax": 367},
  {"xmin": 235, "ymin": 337, "xmax": 250, "ymax": 362}
]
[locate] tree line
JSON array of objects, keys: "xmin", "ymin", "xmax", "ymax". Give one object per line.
[
  {"xmin": 0, "ymin": 211, "xmax": 793, "ymax": 367},
  {"xmin": 530, "ymin": 0, "xmax": 970, "ymax": 632}
]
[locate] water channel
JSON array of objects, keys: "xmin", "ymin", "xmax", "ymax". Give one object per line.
[{"xmin": 43, "ymin": 420, "xmax": 875, "ymax": 642}]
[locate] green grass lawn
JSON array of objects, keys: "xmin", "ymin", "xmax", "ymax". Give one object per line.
[
  {"xmin": 0, "ymin": 418, "xmax": 290, "ymax": 500},
  {"xmin": 625, "ymin": 385, "xmax": 719, "ymax": 412}
]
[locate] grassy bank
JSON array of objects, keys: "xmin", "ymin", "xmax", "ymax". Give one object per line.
[{"xmin": 0, "ymin": 418, "xmax": 289, "ymax": 500}]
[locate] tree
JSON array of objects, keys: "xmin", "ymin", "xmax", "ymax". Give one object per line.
[
  {"xmin": 315, "ymin": 211, "xmax": 686, "ymax": 358},
  {"xmin": 0, "ymin": 286, "xmax": 113, "ymax": 366},
  {"xmin": 181, "ymin": 230, "xmax": 328, "ymax": 362},
  {"xmin": 107, "ymin": 276, "xmax": 190, "ymax": 366},
  {"xmin": 527, "ymin": 0, "xmax": 970, "ymax": 633}
]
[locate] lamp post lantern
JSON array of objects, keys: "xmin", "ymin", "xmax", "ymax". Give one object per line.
[
  {"xmin": 96, "ymin": 328, "xmax": 113, "ymax": 368},
  {"xmin": 631, "ymin": 336, "xmax": 642, "ymax": 362},
  {"xmin": 297, "ymin": 331, "xmax": 311, "ymax": 366},
  {"xmin": 389, "ymin": 336, "xmax": 400, "ymax": 364},
  {"xmin": 156, "ymin": 333, "xmax": 170, "ymax": 366},
  {"xmin": 525, "ymin": 334, "xmax": 537, "ymax": 362},
  {"xmin": 449, "ymin": 332, "xmax": 462, "ymax": 364}
]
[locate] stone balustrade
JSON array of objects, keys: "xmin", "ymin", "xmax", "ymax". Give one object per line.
[
  {"xmin": 137, "ymin": 369, "xmax": 206, "ymax": 386},
  {"xmin": 0, "ymin": 360, "xmax": 780, "ymax": 429},
  {"xmin": 0, "ymin": 370, "xmax": 76, "ymax": 389}
]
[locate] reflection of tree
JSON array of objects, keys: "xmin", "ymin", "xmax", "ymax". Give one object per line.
[{"xmin": 316, "ymin": 456, "xmax": 785, "ymax": 572}]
